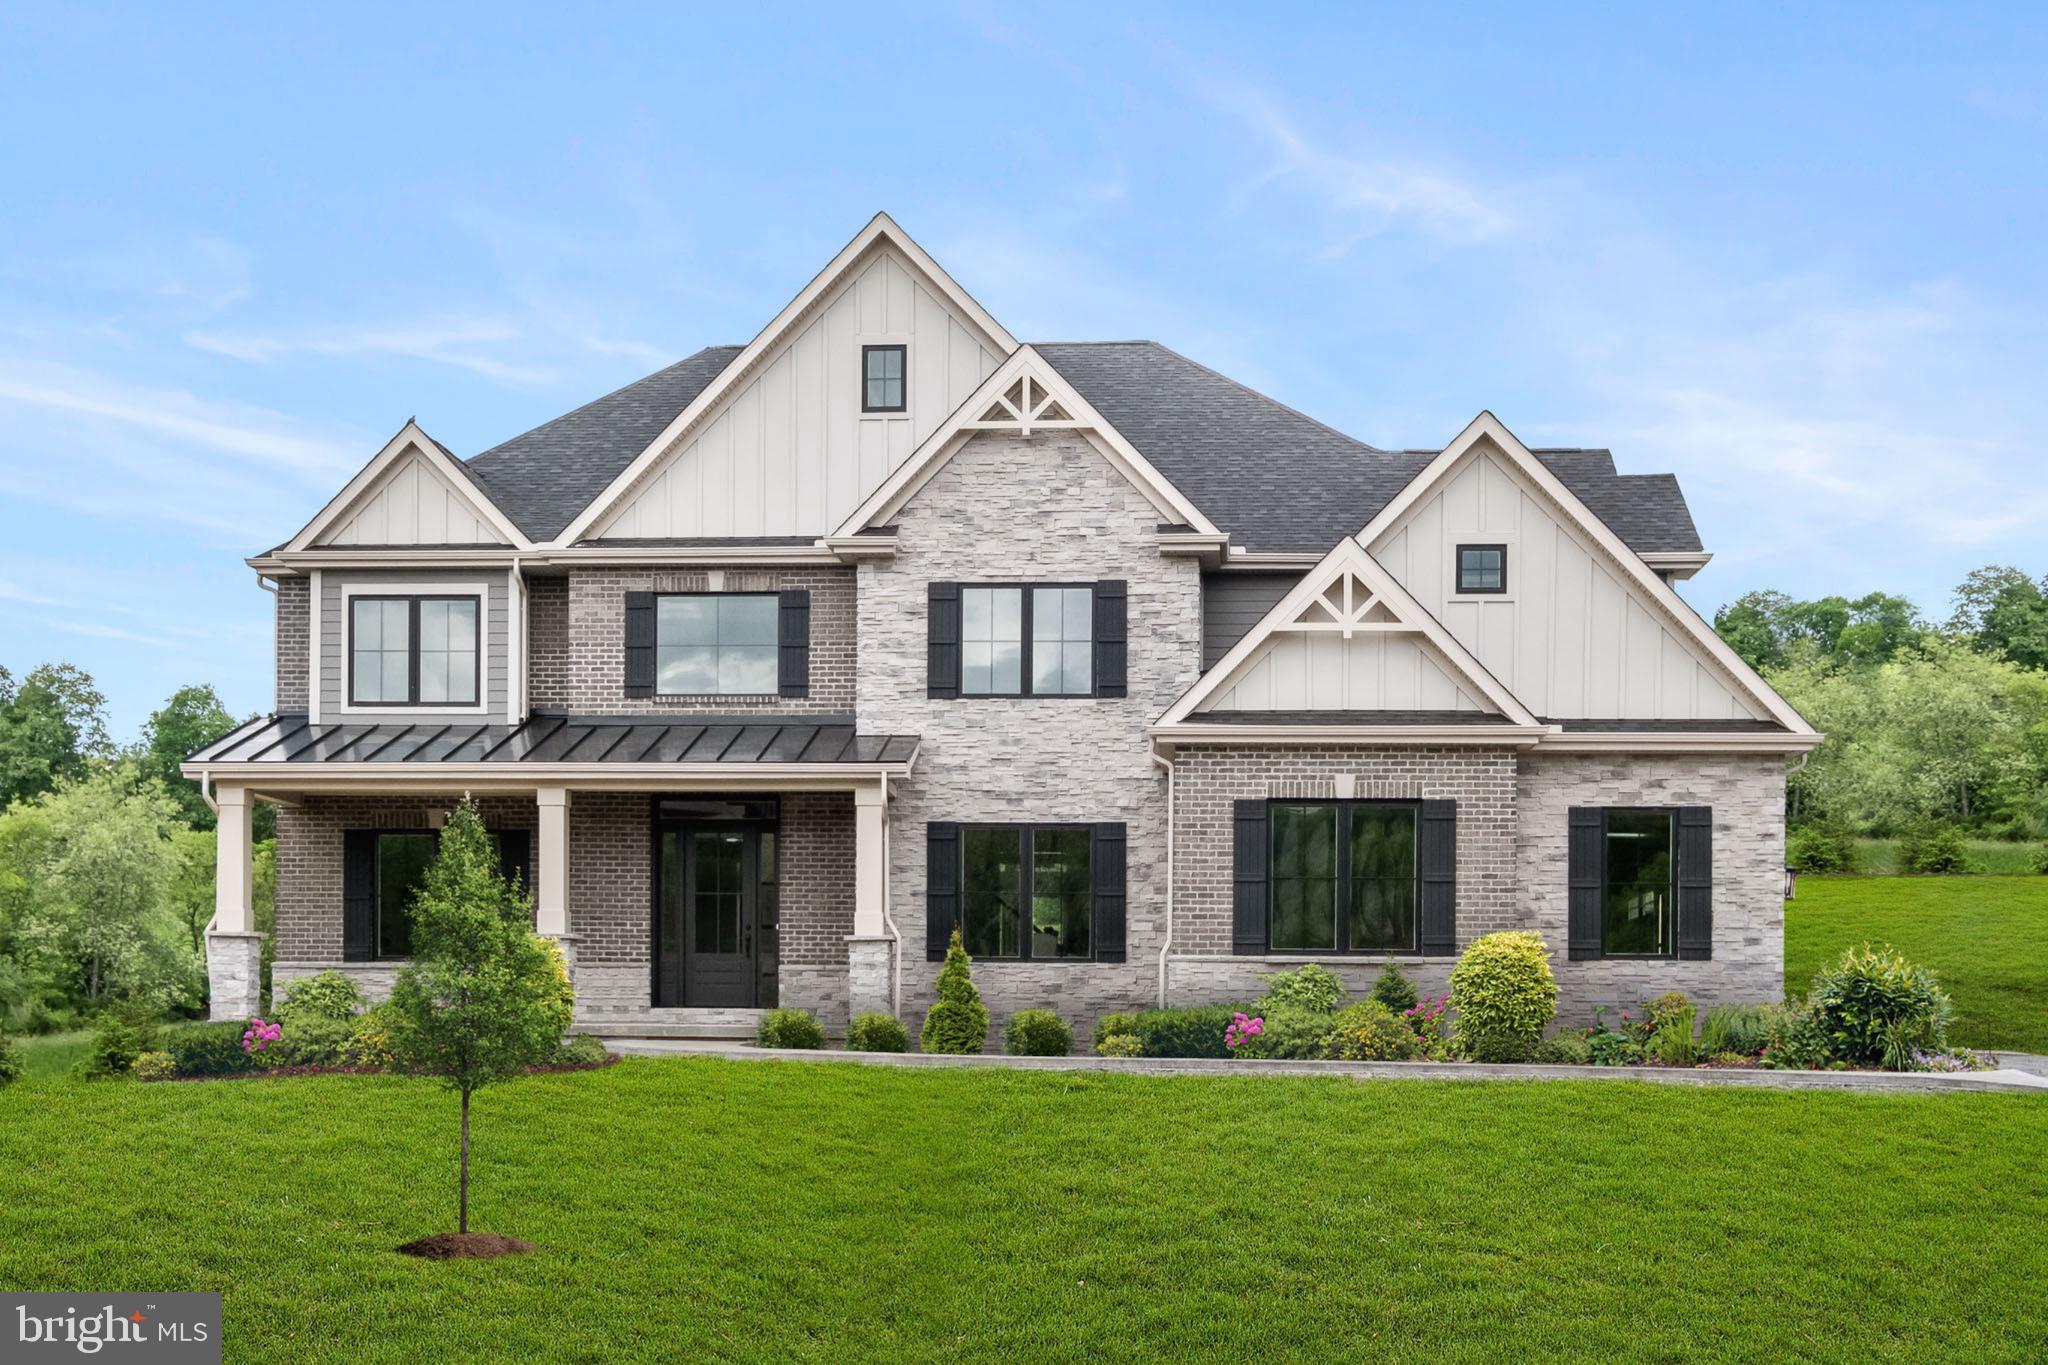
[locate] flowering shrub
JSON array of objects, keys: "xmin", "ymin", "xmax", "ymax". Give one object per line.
[
  {"xmin": 1913, "ymin": 1047, "xmax": 1996, "ymax": 1073},
  {"xmin": 1223, "ymin": 1012, "xmax": 1264, "ymax": 1050},
  {"xmin": 1403, "ymin": 995, "xmax": 1450, "ymax": 1056},
  {"xmin": 242, "ymin": 1018, "xmax": 282, "ymax": 1056}
]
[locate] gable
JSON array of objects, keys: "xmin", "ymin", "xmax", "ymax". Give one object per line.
[
  {"xmin": 1164, "ymin": 538, "xmax": 1536, "ymax": 727},
  {"xmin": 580, "ymin": 230, "xmax": 1010, "ymax": 543},
  {"xmin": 1369, "ymin": 437, "xmax": 1766, "ymax": 722},
  {"xmin": 314, "ymin": 447, "xmax": 510, "ymax": 547}
]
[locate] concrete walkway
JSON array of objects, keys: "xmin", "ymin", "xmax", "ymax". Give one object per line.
[{"xmin": 601, "ymin": 1038, "xmax": 2048, "ymax": 1094}]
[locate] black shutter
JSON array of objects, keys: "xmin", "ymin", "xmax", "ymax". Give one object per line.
[
  {"xmin": 623, "ymin": 590, "xmax": 656, "ymax": 698},
  {"xmin": 493, "ymin": 829, "xmax": 532, "ymax": 905},
  {"xmin": 927, "ymin": 582, "xmax": 961, "ymax": 699},
  {"xmin": 1677, "ymin": 806, "xmax": 1713, "ymax": 960},
  {"xmin": 1092, "ymin": 822, "xmax": 1127, "ymax": 962},
  {"xmin": 1419, "ymin": 799, "xmax": 1457, "ymax": 955},
  {"xmin": 777, "ymin": 589, "xmax": 810, "ymax": 697},
  {"xmin": 926, "ymin": 822, "xmax": 959, "ymax": 960},
  {"xmin": 1093, "ymin": 579, "xmax": 1128, "ymax": 698},
  {"xmin": 1568, "ymin": 808, "xmax": 1605, "ymax": 960},
  {"xmin": 1232, "ymin": 799, "xmax": 1268, "ymax": 955},
  {"xmin": 342, "ymin": 830, "xmax": 376, "ymax": 962}
]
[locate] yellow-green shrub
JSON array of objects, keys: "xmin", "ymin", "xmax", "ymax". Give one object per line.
[
  {"xmin": 1324, "ymin": 1000, "xmax": 1417, "ymax": 1061},
  {"xmin": 1448, "ymin": 931, "xmax": 1558, "ymax": 1063}
]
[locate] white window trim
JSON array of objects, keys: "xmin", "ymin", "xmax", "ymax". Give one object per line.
[{"xmin": 337, "ymin": 580, "xmax": 493, "ymax": 718}]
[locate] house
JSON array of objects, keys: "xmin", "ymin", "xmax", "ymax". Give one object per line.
[{"xmin": 183, "ymin": 213, "xmax": 1819, "ymax": 1040}]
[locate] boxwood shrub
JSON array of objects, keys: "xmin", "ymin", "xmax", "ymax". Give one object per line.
[
  {"xmin": 1124, "ymin": 1004, "xmax": 1242, "ymax": 1058},
  {"xmin": 167, "ymin": 1022, "xmax": 257, "ymax": 1077},
  {"xmin": 1003, "ymin": 1009, "xmax": 1074, "ymax": 1056},
  {"xmin": 757, "ymin": 1008, "xmax": 827, "ymax": 1050},
  {"xmin": 846, "ymin": 1012, "xmax": 909, "ymax": 1053}
]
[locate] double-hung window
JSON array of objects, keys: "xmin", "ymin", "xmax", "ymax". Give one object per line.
[
  {"xmin": 1268, "ymin": 801, "xmax": 1420, "ymax": 953},
  {"xmin": 349, "ymin": 596, "xmax": 480, "ymax": 706},
  {"xmin": 961, "ymin": 585, "xmax": 1094, "ymax": 697},
  {"xmin": 960, "ymin": 824, "xmax": 1094, "ymax": 960},
  {"xmin": 655, "ymin": 593, "xmax": 780, "ymax": 695}
]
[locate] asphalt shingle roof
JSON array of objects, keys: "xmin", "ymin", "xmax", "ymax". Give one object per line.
[
  {"xmin": 452, "ymin": 338, "xmax": 1701, "ymax": 555},
  {"xmin": 465, "ymin": 345, "xmax": 740, "ymax": 540}
]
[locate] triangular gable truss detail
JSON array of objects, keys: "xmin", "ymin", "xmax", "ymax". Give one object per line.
[
  {"xmin": 1159, "ymin": 537, "xmax": 1540, "ymax": 726},
  {"xmin": 1359, "ymin": 411, "xmax": 1814, "ymax": 735},
  {"xmin": 833, "ymin": 346, "xmax": 1221, "ymax": 536},
  {"xmin": 286, "ymin": 421, "xmax": 529, "ymax": 552},
  {"xmin": 555, "ymin": 212, "xmax": 1019, "ymax": 547}
]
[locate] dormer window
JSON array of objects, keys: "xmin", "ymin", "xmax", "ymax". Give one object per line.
[
  {"xmin": 862, "ymin": 344, "xmax": 906, "ymax": 413},
  {"xmin": 1456, "ymin": 544, "xmax": 1507, "ymax": 595}
]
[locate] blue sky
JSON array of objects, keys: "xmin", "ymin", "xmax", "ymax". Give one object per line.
[{"xmin": 3, "ymin": 3, "xmax": 2045, "ymax": 737}]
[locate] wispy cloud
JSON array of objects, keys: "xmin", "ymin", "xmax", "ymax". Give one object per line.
[
  {"xmin": 0, "ymin": 358, "xmax": 359, "ymax": 474},
  {"xmin": 186, "ymin": 318, "xmax": 554, "ymax": 386}
]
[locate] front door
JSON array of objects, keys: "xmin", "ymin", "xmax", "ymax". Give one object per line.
[{"xmin": 655, "ymin": 820, "xmax": 778, "ymax": 1008}]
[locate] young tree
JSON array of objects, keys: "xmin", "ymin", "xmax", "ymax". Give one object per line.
[{"xmin": 386, "ymin": 795, "xmax": 570, "ymax": 1237}]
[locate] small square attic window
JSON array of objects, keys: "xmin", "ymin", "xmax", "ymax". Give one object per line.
[
  {"xmin": 862, "ymin": 344, "xmax": 906, "ymax": 413},
  {"xmin": 1456, "ymin": 544, "xmax": 1507, "ymax": 594}
]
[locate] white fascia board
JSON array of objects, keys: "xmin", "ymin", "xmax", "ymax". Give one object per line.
[
  {"xmin": 1154, "ymin": 534, "xmax": 1539, "ymax": 727},
  {"xmin": 831, "ymin": 346, "xmax": 1222, "ymax": 538},
  {"xmin": 1641, "ymin": 551, "xmax": 1713, "ymax": 580},
  {"xmin": 1359, "ymin": 411, "xmax": 1814, "ymax": 735},
  {"xmin": 1151, "ymin": 724, "xmax": 1551, "ymax": 751},
  {"xmin": 1534, "ymin": 730, "xmax": 1824, "ymax": 754},
  {"xmin": 553, "ymin": 212, "xmax": 1020, "ymax": 548},
  {"xmin": 283, "ymin": 421, "xmax": 531, "ymax": 553},
  {"xmin": 177, "ymin": 761, "xmax": 916, "ymax": 790}
]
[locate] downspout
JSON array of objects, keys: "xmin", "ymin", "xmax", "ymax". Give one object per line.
[
  {"xmin": 1151, "ymin": 746, "xmax": 1175, "ymax": 1008},
  {"xmin": 509, "ymin": 556, "xmax": 527, "ymax": 721},
  {"xmin": 878, "ymin": 772, "xmax": 903, "ymax": 1016}
]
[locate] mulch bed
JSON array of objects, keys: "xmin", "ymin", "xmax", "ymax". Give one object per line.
[{"xmin": 395, "ymin": 1233, "xmax": 536, "ymax": 1260}]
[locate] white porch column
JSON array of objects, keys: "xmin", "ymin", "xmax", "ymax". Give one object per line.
[
  {"xmin": 535, "ymin": 786, "xmax": 571, "ymax": 938},
  {"xmin": 205, "ymin": 785, "xmax": 262, "ymax": 1021},
  {"xmin": 846, "ymin": 781, "xmax": 894, "ymax": 1019}
]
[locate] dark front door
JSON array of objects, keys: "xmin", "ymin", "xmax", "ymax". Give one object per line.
[{"xmin": 655, "ymin": 817, "xmax": 778, "ymax": 1008}]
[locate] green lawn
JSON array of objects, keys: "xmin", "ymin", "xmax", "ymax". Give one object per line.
[
  {"xmin": 2, "ymin": 1059, "xmax": 2045, "ymax": 1361},
  {"xmin": 1786, "ymin": 875, "xmax": 2048, "ymax": 1052}
]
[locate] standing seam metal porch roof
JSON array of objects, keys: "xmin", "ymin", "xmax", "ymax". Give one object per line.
[{"xmin": 186, "ymin": 713, "xmax": 920, "ymax": 768}]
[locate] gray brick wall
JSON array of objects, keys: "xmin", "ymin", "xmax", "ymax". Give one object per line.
[
  {"xmin": 275, "ymin": 575, "xmax": 309, "ymax": 711},
  {"xmin": 1518, "ymin": 752, "xmax": 1787, "ymax": 1025},
  {"xmin": 526, "ymin": 575, "xmax": 572, "ymax": 710},
  {"xmin": 856, "ymin": 428, "xmax": 1204, "ymax": 1041},
  {"xmin": 556, "ymin": 565, "xmax": 855, "ymax": 715}
]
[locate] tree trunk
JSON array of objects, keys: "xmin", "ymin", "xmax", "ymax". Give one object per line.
[{"xmin": 459, "ymin": 1089, "xmax": 471, "ymax": 1235}]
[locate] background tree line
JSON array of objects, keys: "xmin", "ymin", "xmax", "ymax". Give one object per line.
[
  {"xmin": 0, "ymin": 665, "xmax": 268, "ymax": 1033},
  {"xmin": 1714, "ymin": 565, "xmax": 2048, "ymax": 843}
]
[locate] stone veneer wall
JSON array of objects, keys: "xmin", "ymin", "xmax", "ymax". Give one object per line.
[
  {"xmin": 555, "ymin": 565, "xmax": 856, "ymax": 715},
  {"xmin": 1517, "ymin": 752, "xmax": 1787, "ymax": 1021},
  {"xmin": 275, "ymin": 575, "xmax": 309, "ymax": 711},
  {"xmin": 856, "ymin": 429, "xmax": 1203, "ymax": 1040},
  {"xmin": 1164, "ymin": 745, "xmax": 1518, "ymax": 1009}
]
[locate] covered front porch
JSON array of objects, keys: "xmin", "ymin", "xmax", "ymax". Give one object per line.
[{"xmin": 184, "ymin": 713, "xmax": 918, "ymax": 1034}]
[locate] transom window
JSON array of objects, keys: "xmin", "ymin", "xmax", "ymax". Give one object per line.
[
  {"xmin": 1602, "ymin": 809, "xmax": 1675, "ymax": 956},
  {"xmin": 962, "ymin": 585, "xmax": 1094, "ymax": 697},
  {"xmin": 1269, "ymin": 801, "xmax": 1419, "ymax": 953},
  {"xmin": 349, "ymin": 596, "xmax": 479, "ymax": 706},
  {"xmin": 655, "ymin": 593, "xmax": 779, "ymax": 695},
  {"xmin": 862, "ymin": 344, "xmax": 906, "ymax": 413},
  {"xmin": 961, "ymin": 824, "xmax": 1093, "ymax": 960},
  {"xmin": 1456, "ymin": 544, "xmax": 1507, "ymax": 594}
]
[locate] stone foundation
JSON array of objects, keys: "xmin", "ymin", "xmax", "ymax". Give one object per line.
[{"xmin": 206, "ymin": 932, "xmax": 264, "ymax": 1020}]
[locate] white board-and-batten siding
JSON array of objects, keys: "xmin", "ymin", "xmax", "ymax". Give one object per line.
[
  {"xmin": 592, "ymin": 246, "xmax": 1004, "ymax": 540},
  {"xmin": 1202, "ymin": 632, "xmax": 1489, "ymax": 713},
  {"xmin": 1369, "ymin": 446, "xmax": 1766, "ymax": 722},
  {"xmin": 315, "ymin": 451, "xmax": 508, "ymax": 547}
]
